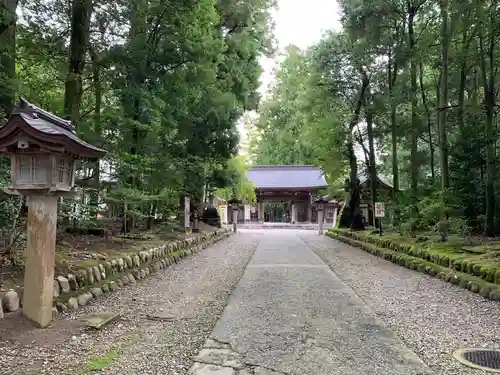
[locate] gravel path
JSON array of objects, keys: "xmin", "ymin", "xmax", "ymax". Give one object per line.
[
  {"xmin": 190, "ymin": 229, "xmax": 432, "ymax": 375},
  {"xmin": 301, "ymin": 232, "xmax": 500, "ymax": 375},
  {"xmin": 0, "ymin": 232, "xmax": 259, "ymax": 375}
]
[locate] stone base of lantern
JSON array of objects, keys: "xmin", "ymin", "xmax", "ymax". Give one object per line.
[{"xmin": 23, "ymin": 195, "xmax": 58, "ymax": 328}]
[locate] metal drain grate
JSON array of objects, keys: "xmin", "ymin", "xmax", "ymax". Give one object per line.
[{"xmin": 453, "ymin": 348, "xmax": 500, "ymax": 373}]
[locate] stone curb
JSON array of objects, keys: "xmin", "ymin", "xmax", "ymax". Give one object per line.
[
  {"xmin": 0, "ymin": 229, "xmax": 233, "ymax": 318},
  {"xmin": 329, "ymin": 228, "xmax": 500, "ymax": 283},
  {"xmin": 326, "ymin": 231, "xmax": 500, "ymax": 302}
]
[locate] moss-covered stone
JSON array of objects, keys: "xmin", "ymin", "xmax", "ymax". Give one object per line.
[
  {"xmin": 468, "ymin": 281, "xmax": 480, "ymax": 293},
  {"xmin": 331, "ymin": 231, "xmax": 500, "ymax": 302},
  {"xmin": 479, "ymin": 284, "xmax": 493, "ymax": 298},
  {"xmin": 486, "ymin": 268, "xmax": 496, "ymax": 283},
  {"xmin": 329, "ymin": 228, "xmax": 500, "ymax": 286},
  {"xmin": 489, "ymin": 288, "xmax": 500, "ymax": 301},
  {"xmin": 472, "ymin": 264, "xmax": 482, "ymax": 276}
]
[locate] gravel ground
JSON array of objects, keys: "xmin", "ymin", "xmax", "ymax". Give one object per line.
[
  {"xmin": 301, "ymin": 232, "xmax": 500, "ymax": 375},
  {"xmin": 0, "ymin": 232, "xmax": 259, "ymax": 375}
]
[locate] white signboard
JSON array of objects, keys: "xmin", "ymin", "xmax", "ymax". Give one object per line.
[
  {"xmin": 220, "ymin": 205, "xmax": 228, "ymax": 224},
  {"xmin": 374, "ymin": 202, "xmax": 385, "ymax": 218},
  {"xmin": 184, "ymin": 197, "xmax": 191, "ymax": 228}
]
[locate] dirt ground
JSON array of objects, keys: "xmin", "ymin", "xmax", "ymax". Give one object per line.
[
  {"xmin": 0, "ymin": 220, "xmax": 193, "ymax": 290},
  {"xmin": 0, "ymin": 221, "xmax": 219, "ymax": 344}
]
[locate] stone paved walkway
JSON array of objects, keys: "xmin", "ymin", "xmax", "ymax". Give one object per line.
[{"xmin": 189, "ymin": 230, "xmax": 433, "ymax": 375}]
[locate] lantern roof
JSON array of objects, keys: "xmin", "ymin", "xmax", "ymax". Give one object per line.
[{"xmin": 0, "ymin": 97, "xmax": 106, "ymax": 159}]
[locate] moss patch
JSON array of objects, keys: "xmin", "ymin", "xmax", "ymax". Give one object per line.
[
  {"xmin": 327, "ymin": 230, "xmax": 500, "ymax": 302},
  {"xmin": 85, "ymin": 348, "xmax": 120, "ymax": 372},
  {"xmin": 82, "ymin": 333, "xmax": 143, "ymax": 374}
]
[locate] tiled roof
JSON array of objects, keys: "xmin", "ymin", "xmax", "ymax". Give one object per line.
[
  {"xmin": 0, "ymin": 97, "xmax": 106, "ymax": 159},
  {"xmin": 358, "ymin": 170, "xmax": 393, "ymax": 188},
  {"xmin": 246, "ymin": 165, "xmax": 328, "ymax": 189},
  {"xmin": 17, "ymin": 98, "xmax": 104, "ymax": 154},
  {"xmin": 19, "ymin": 113, "xmax": 104, "ymax": 154},
  {"xmin": 19, "ymin": 97, "xmax": 75, "ymax": 132}
]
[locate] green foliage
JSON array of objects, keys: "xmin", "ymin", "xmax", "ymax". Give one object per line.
[
  {"xmin": 248, "ymin": 42, "xmax": 351, "ymax": 186},
  {"xmin": 0, "ymin": 161, "xmax": 20, "ymax": 232},
  {"xmin": 250, "ymin": 0, "xmax": 500, "ymax": 237},
  {"xmin": 215, "ymin": 155, "xmax": 256, "ymax": 203},
  {"xmin": 0, "ymin": 0, "xmax": 275, "ymax": 237}
]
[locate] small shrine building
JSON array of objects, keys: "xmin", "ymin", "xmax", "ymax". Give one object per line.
[{"xmin": 238, "ymin": 165, "xmax": 329, "ymax": 223}]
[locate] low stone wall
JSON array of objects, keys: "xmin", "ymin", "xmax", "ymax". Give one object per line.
[
  {"xmin": 0, "ymin": 229, "xmax": 232, "ymax": 317},
  {"xmin": 327, "ymin": 229, "xmax": 500, "ymax": 302}
]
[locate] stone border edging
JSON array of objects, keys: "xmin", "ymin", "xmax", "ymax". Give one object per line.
[
  {"xmin": 329, "ymin": 228, "xmax": 500, "ymax": 284},
  {"xmin": 326, "ymin": 230, "xmax": 500, "ymax": 302},
  {"xmin": 0, "ymin": 229, "xmax": 232, "ymax": 318}
]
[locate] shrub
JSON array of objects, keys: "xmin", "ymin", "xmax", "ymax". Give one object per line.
[
  {"xmin": 450, "ymin": 217, "xmax": 472, "ymax": 243},
  {"xmin": 434, "ymin": 220, "xmax": 451, "ymax": 241},
  {"xmin": 400, "ymin": 218, "xmax": 419, "ymax": 238}
]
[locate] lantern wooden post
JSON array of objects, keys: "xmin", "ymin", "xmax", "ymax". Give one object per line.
[
  {"xmin": 228, "ymin": 191, "xmax": 241, "ymax": 233},
  {"xmin": 0, "ymin": 98, "xmax": 106, "ymax": 328},
  {"xmin": 23, "ymin": 195, "xmax": 58, "ymax": 327},
  {"xmin": 314, "ymin": 196, "xmax": 328, "ymax": 235}
]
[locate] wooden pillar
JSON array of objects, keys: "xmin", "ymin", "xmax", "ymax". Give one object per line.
[
  {"xmin": 23, "ymin": 195, "xmax": 58, "ymax": 328},
  {"xmin": 258, "ymin": 202, "xmax": 264, "ymax": 222},
  {"xmin": 307, "ymin": 197, "xmax": 312, "ymax": 223},
  {"xmin": 244, "ymin": 204, "xmax": 250, "ymax": 223},
  {"xmin": 184, "ymin": 196, "xmax": 191, "ymax": 234},
  {"xmin": 318, "ymin": 209, "xmax": 325, "ymax": 235},
  {"xmin": 232, "ymin": 209, "xmax": 238, "ymax": 232},
  {"xmin": 291, "ymin": 204, "xmax": 297, "ymax": 224}
]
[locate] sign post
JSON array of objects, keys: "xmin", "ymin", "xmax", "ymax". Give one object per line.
[
  {"xmin": 374, "ymin": 202, "xmax": 385, "ymax": 236},
  {"xmin": 184, "ymin": 196, "xmax": 191, "ymax": 233},
  {"xmin": 220, "ymin": 204, "xmax": 228, "ymax": 225}
]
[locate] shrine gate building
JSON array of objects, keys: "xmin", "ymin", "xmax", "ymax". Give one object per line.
[{"xmin": 241, "ymin": 165, "xmax": 329, "ymax": 223}]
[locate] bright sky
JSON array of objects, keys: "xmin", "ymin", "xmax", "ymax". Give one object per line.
[
  {"xmin": 259, "ymin": 1, "xmax": 342, "ymax": 96},
  {"xmin": 239, "ymin": 0, "xmax": 342, "ymax": 152}
]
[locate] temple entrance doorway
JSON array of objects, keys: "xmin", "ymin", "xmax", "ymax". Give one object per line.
[{"xmin": 264, "ymin": 201, "xmax": 290, "ymax": 223}]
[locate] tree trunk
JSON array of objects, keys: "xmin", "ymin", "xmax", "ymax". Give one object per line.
[
  {"xmin": 366, "ymin": 100, "xmax": 377, "ymax": 227},
  {"xmin": 89, "ymin": 48, "xmax": 102, "ymax": 218},
  {"xmin": 147, "ymin": 202, "xmax": 156, "ymax": 230},
  {"xmin": 408, "ymin": 10, "xmax": 419, "ymax": 201},
  {"xmin": 438, "ymin": 0, "xmax": 450, "ymax": 190},
  {"xmin": 343, "ymin": 75, "xmax": 369, "ymax": 230},
  {"xmin": 388, "ymin": 54, "xmax": 399, "ymax": 197},
  {"xmin": 0, "ymin": 0, "xmax": 18, "ymax": 121},
  {"xmin": 457, "ymin": 25, "xmax": 469, "ymax": 135},
  {"xmin": 419, "ymin": 61, "xmax": 435, "ymax": 184},
  {"xmin": 64, "ymin": 0, "xmax": 93, "ymax": 127},
  {"xmin": 478, "ymin": 12, "xmax": 496, "ymax": 236}
]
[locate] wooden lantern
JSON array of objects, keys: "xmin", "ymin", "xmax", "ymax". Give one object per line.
[
  {"xmin": 0, "ymin": 98, "xmax": 106, "ymax": 328},
  {"xmin": 0, "ymin": 97, "xmax": 105, "ymax": 197}
]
